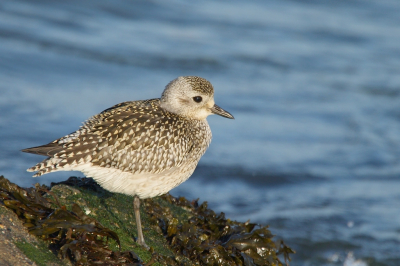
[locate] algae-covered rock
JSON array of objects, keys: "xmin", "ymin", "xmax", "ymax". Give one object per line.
[
  {"xmin": 0, "ymin": 190, "xmax": 69, "ymax": 266},
  {"xmin": 0, "ymin": 175, "xmax": 294, "ymax": 265}
]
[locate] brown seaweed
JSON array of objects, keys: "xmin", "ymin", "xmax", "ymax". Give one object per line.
[
  {"xmin": 0, "ymin": 176, "xmax": 142, "ymax": 265},
  {"xmin": 146, "ymin": 195, "xmax": 294, "ymax": 265},
  {"xmin": 0, "ymin": 175, "xmax": 294, "ymax": 265}
]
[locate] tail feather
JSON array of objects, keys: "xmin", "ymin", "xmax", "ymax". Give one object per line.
[
  {"xmin": 26, "ymin": 157, "xmax": 63, "ymax": 177},
  {"xmin": 23, "ymin": 141, "xmax": 66, "ymax": 176},
  {"xmin": 22, "ymin": 142, "xmax": 63, "ymax": 156}
]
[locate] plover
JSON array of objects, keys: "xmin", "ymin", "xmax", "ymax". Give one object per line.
[{"xmin": 22, "ymin": 76, "xmax": 234, "ymax": 247}]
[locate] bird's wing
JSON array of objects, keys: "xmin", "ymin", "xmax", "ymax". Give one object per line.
[
  {"xmin": 23, "ymin": 99, "xmax": 194, "ymax": 175},
  {"xmin": 87, "ymin": 99, "xmax": 193, "ymax": 174}
]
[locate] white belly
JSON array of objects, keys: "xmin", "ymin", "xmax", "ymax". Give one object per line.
[{"xmin": 67, "ymin": 163, "xmax": 195, "ymax": 199}]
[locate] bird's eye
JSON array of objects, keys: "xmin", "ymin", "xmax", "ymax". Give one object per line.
[{"xmin": 193, "ymin": 96, "xmax": 202, "ymax": 103}]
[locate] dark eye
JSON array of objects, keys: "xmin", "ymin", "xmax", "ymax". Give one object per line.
[{"xmin": 193, "ymin": 96, "xmax": 202, "ymax": 103}]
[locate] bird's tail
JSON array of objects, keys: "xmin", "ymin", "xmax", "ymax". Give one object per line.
[{"xmin": 27, "ymin": 158, "xmax": 63, "ymax": 177}]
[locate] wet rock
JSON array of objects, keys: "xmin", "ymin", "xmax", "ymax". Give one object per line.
[{"xmin": 0, "ymin": 175, "xmax": 294, "ymax": 265}]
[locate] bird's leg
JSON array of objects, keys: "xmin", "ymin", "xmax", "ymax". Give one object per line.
[{"xmin": 133, "ymin": 196, "xmax": 148, "ymax": 248}]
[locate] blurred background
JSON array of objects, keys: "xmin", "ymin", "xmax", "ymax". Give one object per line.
[{"xmin": 0, "ymin": 0, "xmax": 399, "ymax": 265}]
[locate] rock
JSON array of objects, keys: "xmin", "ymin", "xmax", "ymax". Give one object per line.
[{"xmin": 0, "ymin": 175, "xmax": 294, "ymax": 265}]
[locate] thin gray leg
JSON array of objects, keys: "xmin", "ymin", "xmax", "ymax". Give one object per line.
[{"xmin": 134, "ymin": 196, "xmax": 147, "ymax": 247}]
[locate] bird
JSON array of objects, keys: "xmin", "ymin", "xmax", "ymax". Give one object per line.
[{"xmin": 22, "ymin": 76, "xmax": 234, "ymax": 247}]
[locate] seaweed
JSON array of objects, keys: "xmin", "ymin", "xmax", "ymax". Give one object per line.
[
  {"xmin": 0, "ymin": 176, "xmax": 142, "ymax": 265},
  {"xmin": 0, "ymin": 175, "xmax": 294, "ymax": 265},
  {"xmin": 146, "ymin": 195, "xmax": 294, "ymax": 266}
]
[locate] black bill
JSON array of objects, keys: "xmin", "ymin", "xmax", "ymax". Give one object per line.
[{"xmin": 210, "ymin": 104, "xmax": 234, "ymax": 119}]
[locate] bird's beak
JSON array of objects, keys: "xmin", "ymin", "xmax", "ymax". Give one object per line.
[{"xmin": 210, "ymin": 104, "xmax": 234, "ymax": 119}]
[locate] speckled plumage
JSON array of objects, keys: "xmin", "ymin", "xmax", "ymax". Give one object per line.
[
  {"xmin": 23, "ymin": 76, "xmax": 234, "ymax": 246},
  {"xmin": 23, "ymin": 76, "xmax": 233, "ymax": 198}
]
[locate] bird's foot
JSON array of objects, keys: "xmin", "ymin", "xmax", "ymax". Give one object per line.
[{"xmin": 136, "ymin": 238, "xmax": 149, "ymax": 250}]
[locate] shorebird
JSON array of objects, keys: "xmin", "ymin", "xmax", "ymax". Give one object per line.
[{"xmin": 22, "ymin": 76, "xmax": 234, "ymax": 247}]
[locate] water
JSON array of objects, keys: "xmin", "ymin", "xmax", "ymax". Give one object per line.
[{"xmin": 1, "ymin": 0, "xmax": 399, "ymax": 265}]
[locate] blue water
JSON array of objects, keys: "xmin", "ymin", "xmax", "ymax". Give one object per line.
[{"xmin": 1, "ymin": 0, "xmax": 399, "ymax": 265}]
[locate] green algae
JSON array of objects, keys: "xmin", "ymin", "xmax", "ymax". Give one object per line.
[
  {"xmin": 48, "ymin": 178, "xmax": 172, "ymax": 265},
  {"xmin": 0, "ymin": 175, "xmax": 294, "ymax": 265},
  {"xmin": 15, "ymin": 239, "xmax": 67, "ymax": 266}
]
